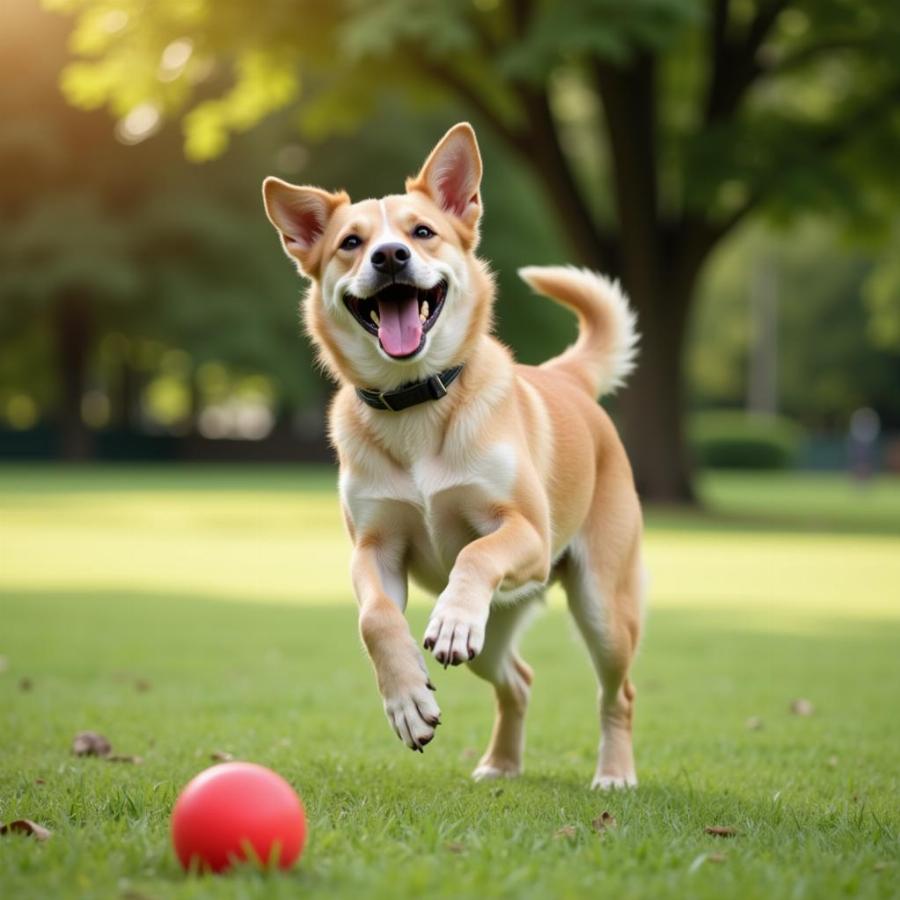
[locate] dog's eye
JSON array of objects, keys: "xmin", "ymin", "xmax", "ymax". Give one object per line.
[
  {"xmin": 412, "ymin": 225, "xmax": 435, "ymax": 240},
  {"xmin": 340, "ymin": 234, "xmax": 362, "ymax": 251}
]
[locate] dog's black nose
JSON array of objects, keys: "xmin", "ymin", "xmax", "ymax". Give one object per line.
[{"xmin": 370, "ymin": 242, "xmax": 410, "ymax": 275}]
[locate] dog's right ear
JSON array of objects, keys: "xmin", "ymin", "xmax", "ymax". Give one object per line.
[{"xmin": 262, "ymin": 177, "xmax": 348, "ymax": 275}]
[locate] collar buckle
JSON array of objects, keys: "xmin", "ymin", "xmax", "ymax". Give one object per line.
[{"xmin": 427, "ymin": 373, "xmax": 447, "ymax": 400}]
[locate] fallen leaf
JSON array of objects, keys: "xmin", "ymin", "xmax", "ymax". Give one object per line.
[
  {"xmin": 708, "ymin": 852, "xmax": 727, "ymax": 863},
  {"xmin": 445, "ymin": 841, "xmax": 465, "ymax": 854},
  {"xmin": 134, "ymin": 679, "xmax": 152, "ymax": 693},
  {"xmin": 745, "ymin": 716, "xmax": 764, "ymax": 731},
  {"xmin": 0, "ymin": 819, "xmax": 52, "ymax": 841},
  {"xmin": 591, "ymin": 811, "xmax": 617, "ymax": 833},
  {"xmin": 789, "ymin": 698, "xmax": 814, "ymax": 716},
  {"xmin": 72, "ymin": 731, "xmax": 112, "ymax": 757},
  {"xmin": 210, "ymin": 751, "xmax": 234, "ymax": 762},
  {"xmin": 705, "ymin": 826, "xmax": 737, "ymax": 837},
  {"xmin": 106, "ymin": 754, "xmax": 143, "ymax": 765},
  {"xmin": 554, "ymin": 825, "xmax": 577, "ymax": 839},
  {"xmin": 18, "ymin": 677, "xmax": 33, "ymax": 692},
  {"xmin": 34, "ymin": 779, "xmax": 46, "ymax": 785}
]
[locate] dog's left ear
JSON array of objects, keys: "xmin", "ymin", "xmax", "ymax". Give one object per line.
[
  {"xmin": 262, "ymin": 177, "xmax": 349, "ymax": 276},
  {"xmin": 407, "ymin": 123, "xmax": 483, "ymax": 234}
]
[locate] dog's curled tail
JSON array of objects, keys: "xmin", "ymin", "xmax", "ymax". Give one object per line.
[{"xmin": 518, "ymin": 265, "xmax": 639, "ymax": 398}]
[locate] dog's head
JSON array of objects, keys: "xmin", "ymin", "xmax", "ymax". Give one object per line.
[{"xmin": 262, "ymin": 123, "xmax": 494, "ymax": 389}]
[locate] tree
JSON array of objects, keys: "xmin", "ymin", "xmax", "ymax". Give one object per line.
[
  {"xmin": 44, "ymin": 0, "xmax": 900, "ymax": 498},
  {"xmin": 1, "ymin": 1, "xmax": 323, "ymax": 456},
  {"xmin": 689, "ymin": 219, "xmax": 900, "ymax": 428}
]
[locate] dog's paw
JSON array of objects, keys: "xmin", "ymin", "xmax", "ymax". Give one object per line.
[
  {"xmin": 423, "ymin": 601, "xmax": 487, "ymax": 667},
  {"xmin": 591, "ymin": 772, "xmax": 637, "ymax": 791},
  {"xmin": 383, "ymin": 679, "xmax": 441, "ymax": 752},
  {"xmin": 471, "ymin": 760, "xmax": 522, "ymax": 782}
]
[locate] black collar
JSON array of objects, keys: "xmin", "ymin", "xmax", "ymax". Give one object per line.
[{"xmin": 356, "ymin": 364, "xmax": 464, "ymax": 412}]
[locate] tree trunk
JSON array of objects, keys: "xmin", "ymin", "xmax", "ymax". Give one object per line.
[
  {"xmin": 55, "ymin": 290, "xmax": 92, "ymax": 460},
  {"xmin": 115, "ymin": 356, "xmax": 140, "ymax": 430},
  {"xmin": 617, "ymin": 275, "xmax": 696, "ymax": 503}
]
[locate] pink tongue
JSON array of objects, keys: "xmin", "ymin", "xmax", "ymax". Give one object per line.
[{"xmin": 378, "ymin": 294, "xmax": 422, "ymax": 357}]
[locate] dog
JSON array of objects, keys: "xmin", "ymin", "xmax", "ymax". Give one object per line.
[{"xmin": 262, "ymin": 123, "xmax": 644, "ymax": 789}]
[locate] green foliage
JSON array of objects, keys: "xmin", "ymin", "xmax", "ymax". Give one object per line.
[
  {"xmin": 690, "ymin": 219, "xmax": 900, "ymax": 429},
  {"xmin": 0, "ymin": 2, "xmax": 327, "ymax": 427},
  {"xmin": 43, "ymin": 0, "xmax": 900, "ymax": 235},
  {"xmin": 689, "ymin": 410, "xmax": 804, "ymax": 469},
  {"xmin": 863, "ymin": 224, "xmax": 900, "ymax": 351}
]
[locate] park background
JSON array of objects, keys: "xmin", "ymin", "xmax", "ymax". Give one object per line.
[{"xmin": 1, "ymin": 1, "xmax": 899, "ymax": 898}]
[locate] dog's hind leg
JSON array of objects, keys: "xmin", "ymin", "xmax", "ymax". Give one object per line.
[
  {"xmin": 466, "ymin": 595, "xmax": 541, "ymax": 781},
  {"xmin": 560, "ymin": 528, "xmax": 642, "ymax": 790}
]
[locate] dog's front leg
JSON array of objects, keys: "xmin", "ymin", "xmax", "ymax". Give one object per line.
[
  {"xmin": 424, "ymin": 512, "xmax": 549, "ymax": 666},
  {"xmin": 352, "ymin": 539, "xmax": 441, "ymax": 751}
]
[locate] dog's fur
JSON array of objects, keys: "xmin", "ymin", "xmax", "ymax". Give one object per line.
[{"xmin": 263, "ymin": 123, "xmax": 644, "ymax": 788}]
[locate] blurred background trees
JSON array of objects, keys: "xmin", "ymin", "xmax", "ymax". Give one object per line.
[{"xmin": 2, "ymin": 0, "xmax": 899, "ymax": 500}]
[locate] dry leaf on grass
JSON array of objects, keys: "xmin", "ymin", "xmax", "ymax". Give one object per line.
[
  {"xmin": 591, "ymin": 811, "xmax": 617, "ymax": 833},
  {"xmin": 445, "ymin": 842, "xmax": 466, "ymax": 854},
  {"xmin": 134, "ymin": 679, "xmax": 152, "ymax": 693},
  {"xmin": 210, "ymin": 751, "xmax": 234, "ymax": 762},
  {"xmin": 1, "ymin": 819, "xmax": 52, "ymax": 841},
  {"xmin": 745, "ymin": 716, "xmax": 764, "ymax": 731},
  {"xmin": 789, "ymin": 698, "xmax": 815, "ymax": 716},
  {"xmin": 708, "ymin": 852, "xmax": 727, "ymax": 863},
  {"xmin": 704, "ymin": 825, "xmax": 737, "ymax": 837},
  {"xmin": 34, "ymin": 778, "xmax": 46, "ymax": 785},
  {"xmin": 72, "ymin": 731, "xmax": 112, "ymax": 757},
  {"xmin": 19, "ymin": 677, "xmax": 33, "ymax": 692},
  {"xmin": 554, "ymin": 825, "xmax": 577, "ymax": 839},
  {"xmin": 107, "ymin": 754, "xmax": 143, "ymax": 765}
]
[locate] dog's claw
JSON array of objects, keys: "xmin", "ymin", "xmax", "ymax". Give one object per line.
[
  {"xmin": 384, "ymin": 678, "xmax": 441, "ymax": 754},
  {"xmin": 423, "ymin": 601, "xmax": 487, "ymax": 666},
  {"xmin": 426, "ymin": 679, "xmax": 437, "ymax": 692}
]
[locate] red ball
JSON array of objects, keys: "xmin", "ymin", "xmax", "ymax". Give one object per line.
[{"xmin": 171, "ymin": 762, "xmax": 307, "ymax": 873}]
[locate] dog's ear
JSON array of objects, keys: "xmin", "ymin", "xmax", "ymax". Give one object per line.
[
  {"xmin": 407, "ymin": 123, "xmax": 483, "ymax": 232},
  {"xmin": 262, "ymin": 177, "xmax": 348, "ymax": 275}
]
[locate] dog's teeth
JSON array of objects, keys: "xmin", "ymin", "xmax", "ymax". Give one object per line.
[
  {"xmin": 421, "ymin": 301, "xmax": 430, "ymax": 322},
  {"xmin": 370, "ymin": 309, "xmax": 380, "ymax": 326}
]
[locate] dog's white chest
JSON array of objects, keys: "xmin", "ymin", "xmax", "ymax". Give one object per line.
[
  {"xmin": 341, "ymin": 442, "xmax": 518, "ymax": 582},
  {"xmin": 408, "ymin": 441, "xmax": 517, "ymax": 508}
]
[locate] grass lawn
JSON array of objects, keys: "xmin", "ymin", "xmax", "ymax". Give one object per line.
[{"xmin": 1, "ymin": 465, "xmax": 898, "ymax": 899}]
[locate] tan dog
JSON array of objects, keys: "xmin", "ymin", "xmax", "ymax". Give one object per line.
[{"xmin": 263, "ymin": 123, "xmax": 644, "ymax": 789}]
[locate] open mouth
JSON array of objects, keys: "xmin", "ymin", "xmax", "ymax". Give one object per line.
[{"xmin": 343, "ymin": 280, "xmax": 447, "ymax": 359}]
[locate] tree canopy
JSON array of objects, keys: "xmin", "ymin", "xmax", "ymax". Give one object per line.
[{"xmin": 39, "ymin": 0, "xmax": 900, "ymax": 495}]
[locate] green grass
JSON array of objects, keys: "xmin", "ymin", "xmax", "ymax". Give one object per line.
[{"xmin": 1, "ymin": 465, "xmax": 898, "ymax": 899}]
